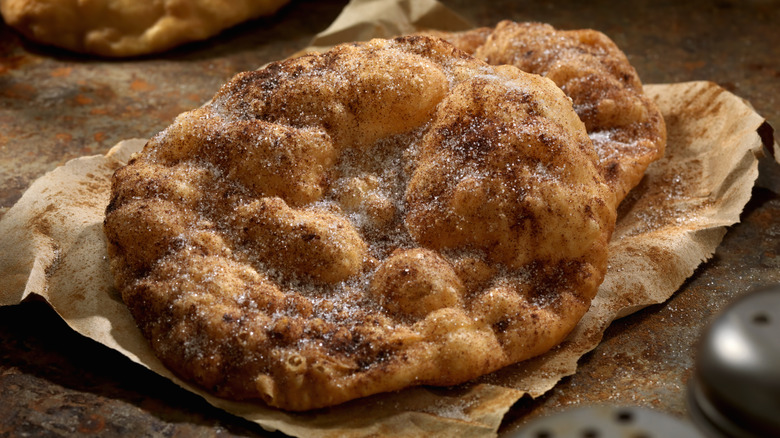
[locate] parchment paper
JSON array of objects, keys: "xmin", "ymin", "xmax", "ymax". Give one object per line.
[{"xmin": 0, "ymin": 0, "xmax": 776, "ymax": 437}]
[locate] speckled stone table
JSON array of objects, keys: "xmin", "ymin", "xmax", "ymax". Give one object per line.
[{"xmin": 1, "ymin": 1, "xmax": 779, "ymax": 436}]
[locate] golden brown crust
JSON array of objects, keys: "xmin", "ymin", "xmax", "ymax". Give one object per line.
[
  {"xmin": 427, "ymin": 21, "xmax": 666, "ymax": 203},
  {"xmin": 0, "ymin": 0, "xmax": 289, "ymax": 57},
  {"xmin": 105, "ymin": 36, "xmax": 615, "ymax": 410}
]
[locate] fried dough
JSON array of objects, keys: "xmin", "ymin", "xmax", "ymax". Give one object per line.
[
  {"xmin": 0, "ymin": 0, "xmax": 289, "ymax": 57},
  {"xmin": 104, "ymin": 36, "xmax": 616, "ymax": 410}
]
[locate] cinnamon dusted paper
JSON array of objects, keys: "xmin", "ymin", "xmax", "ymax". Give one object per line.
[{"xmin": 0, "ymin": 0, "xmax": 776, "ymax": 436}]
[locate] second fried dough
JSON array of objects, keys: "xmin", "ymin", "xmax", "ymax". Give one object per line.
[{"xmin": 427, "ymin": 21, "xmax": 667, "ymax": 203}]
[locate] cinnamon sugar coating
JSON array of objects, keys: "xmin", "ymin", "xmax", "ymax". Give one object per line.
[
  {"xmin": 104, "ymin": 36, "xmax": 615, "ymax": 410},
  {"xmin": 426, "ymin": 21, "xmax": 666, "ymax": 203}
]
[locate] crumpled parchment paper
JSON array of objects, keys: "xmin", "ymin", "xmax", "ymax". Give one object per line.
[{"xmin": 0, "ymin": 0, "xmax": 776, "ymax": 437}]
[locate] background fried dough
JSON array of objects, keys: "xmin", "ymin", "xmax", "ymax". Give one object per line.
[
  {"xmin": 426, "ymin": 21, "xmax": 666, "ymax": 203},
  {"xmin": 0, "ymin": 0, "xmax": 289, "ymax": 57},
  {"xmin": 104, "ymin": 36, "xmax": 616, "ymax": 410}
]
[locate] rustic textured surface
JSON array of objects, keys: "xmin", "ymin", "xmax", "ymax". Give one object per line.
[{"xmin": 1, "ymin": 0, "xmax": 779, "ymax": 436}]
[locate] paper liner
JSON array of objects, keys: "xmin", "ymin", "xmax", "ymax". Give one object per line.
[
  {"xmin": 0, "ymin": 0, "xmax": 775, "ymax": 436},
  {"xmin": 305, "ymin": 0, "xmax": 472, "ymax": 53}
]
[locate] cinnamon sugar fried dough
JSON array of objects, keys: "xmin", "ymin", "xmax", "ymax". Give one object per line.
[
  {"xmin": 426, "ymin": 21, "xmax": 666, "ymax": 203},
  {"xmin": 104, "ymin": 36, "xmax": 617, "ymax": 411}
]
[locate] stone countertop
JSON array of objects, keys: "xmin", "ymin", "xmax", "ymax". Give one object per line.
[{"xmin": 1, "ymin": 0, "xmax": 779, "ymax": 436}]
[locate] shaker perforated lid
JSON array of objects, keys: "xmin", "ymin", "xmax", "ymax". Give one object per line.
[
  {"xmin": 508, "ymin": 405, "xmax": 703, "ymax": 438},
  {"xmin": 688, "ymin": 285, "xmax": 780, "ymax": 438}
]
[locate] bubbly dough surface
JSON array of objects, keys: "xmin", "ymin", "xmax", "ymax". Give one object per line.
[
  {"xmin": 105, "ymin": 36, "xmax": 616, "ymax": 410},
  {"xmin": 0, "ymin": 0, "xmax": 289, "ymax": 56},
  {"xmin": 426, "ymin": 21, "xmax": 666, "ymax": 203}
]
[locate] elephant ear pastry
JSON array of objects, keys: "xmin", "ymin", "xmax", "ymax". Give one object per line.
[
  {"xmin": 0, "ymin": 0, "xmax": 289, "ymax": 57},
  {"xmin": 104, "ymin": 35, "xmax": 616, "ymax": 411}
]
